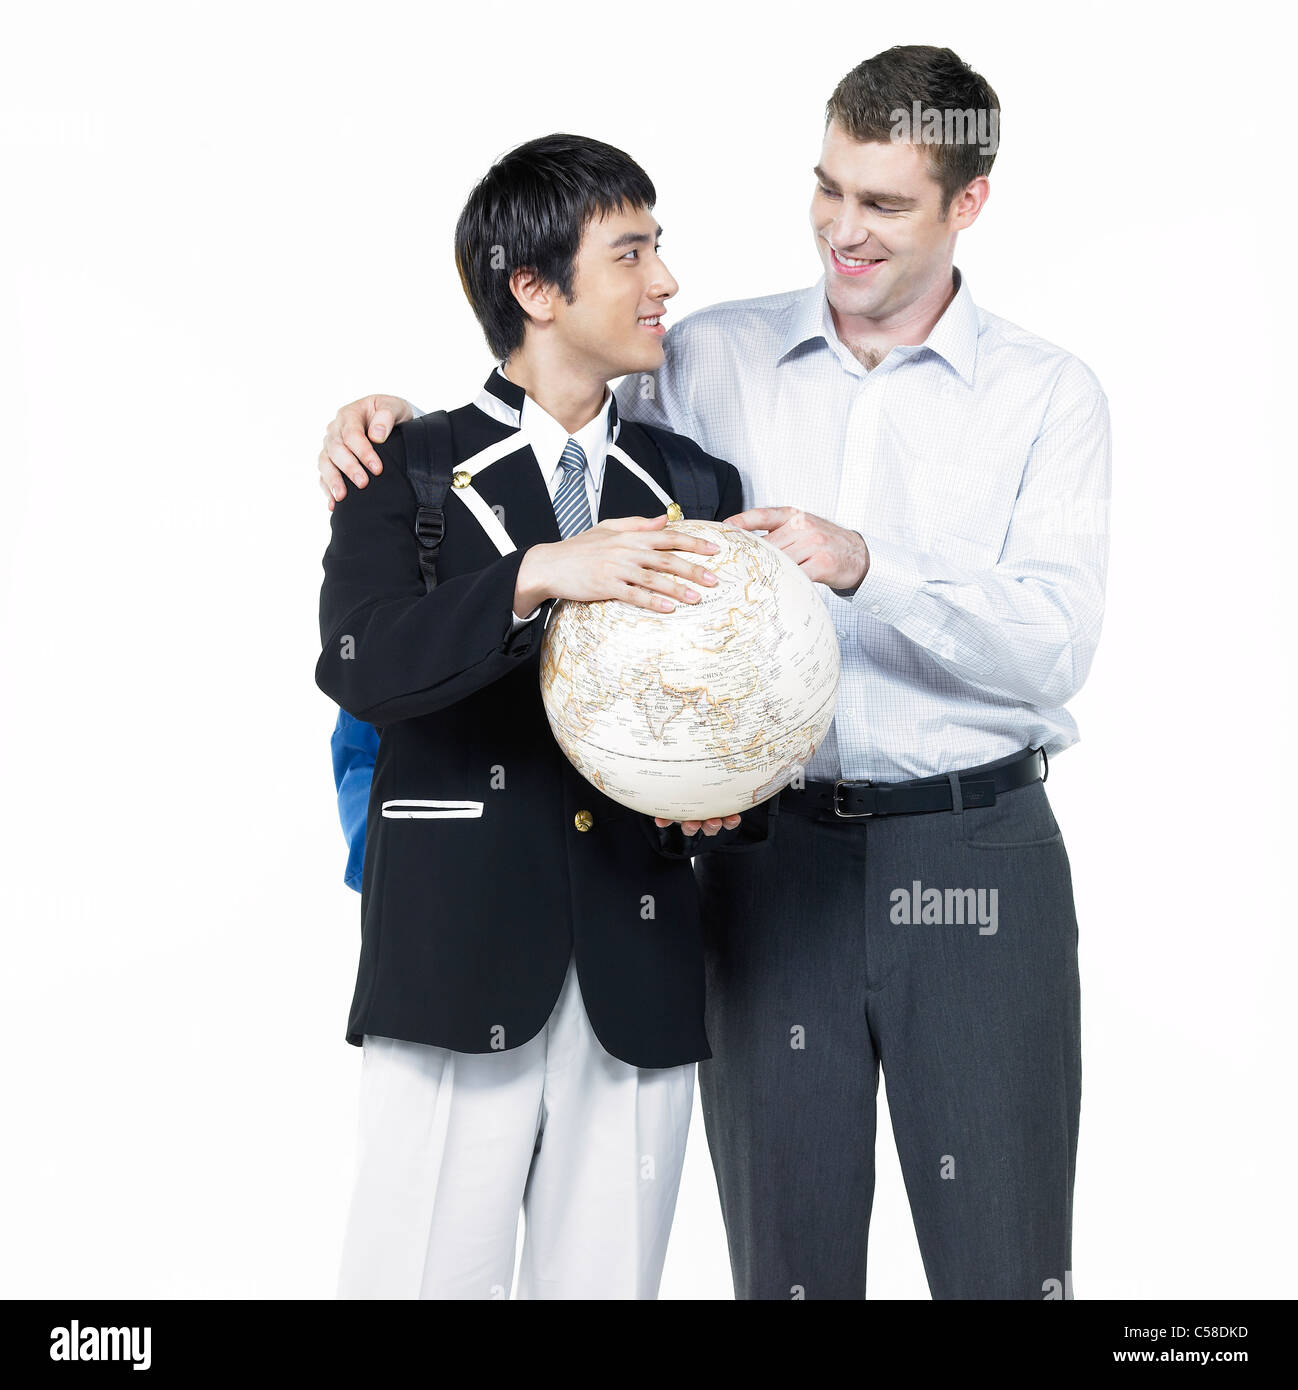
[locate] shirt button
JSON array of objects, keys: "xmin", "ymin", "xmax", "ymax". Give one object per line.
[
  {"xmin": 871, "ymin": 604, "xmax": 881, "ymax": 615},
  {"xmin": 574, "ymin": 810, "xmax": 593, "ymax": 832}
]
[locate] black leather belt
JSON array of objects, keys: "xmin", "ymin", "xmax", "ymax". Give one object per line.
[{"xmin": 779, "ymin": 746, "xmax": 1047, "ymax": 822}]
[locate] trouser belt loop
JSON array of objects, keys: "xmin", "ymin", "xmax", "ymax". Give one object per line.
[{"xmin": 948, "ymin": 770, "xmax": 964, "ymax": 816}]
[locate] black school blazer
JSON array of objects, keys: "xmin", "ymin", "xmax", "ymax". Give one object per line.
[{"xmin": 315, "ymin": 369, "xmax": 777, "ymax": 1069}]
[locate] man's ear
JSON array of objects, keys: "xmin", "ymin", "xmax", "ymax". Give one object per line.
[
  {"xmin": 947, "ymin": 176, "xmax": 990, "ymax": 231},
  {"xmin": 509, "ymin": 267, "xmax": 557, "ymax": 328}
]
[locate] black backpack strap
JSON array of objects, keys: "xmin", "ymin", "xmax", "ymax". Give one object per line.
[
  {"xmin": 400, "ymin": 410, "xmax": 455, "ymax": 591},
  {"xmin": 637, "ymin": 422, "xmax": 721, "ymax": 521}
]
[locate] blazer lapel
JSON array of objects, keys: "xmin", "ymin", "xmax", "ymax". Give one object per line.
[
  {"xmin": 468, "ymin": 441, "xmax": 563, "ymax": 551},
  {"xmin": 460, "ymin": 410, "xmax": 670, "ymax": 550},
  {"xmin": 598, "ymin": 436, "xmax": 671, "ymax": 522}
]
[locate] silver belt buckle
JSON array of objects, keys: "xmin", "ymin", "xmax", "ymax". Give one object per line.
[{"xmin": 832, "ymin": 779, "xmax": 874, "ymax": 818}]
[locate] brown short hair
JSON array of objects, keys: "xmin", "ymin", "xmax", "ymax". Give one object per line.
[{"xmin": 826, "ymin": 46, "xmax": 1000, "ymax": 214}]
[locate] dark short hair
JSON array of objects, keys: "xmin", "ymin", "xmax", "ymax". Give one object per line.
[
  {"xmin": 826, "ymin": 46, "xmax": 1000, "ymax": 213},
  {"xmin": 454, "ymin": 133, "xmax": 657, "ymax": 360}
]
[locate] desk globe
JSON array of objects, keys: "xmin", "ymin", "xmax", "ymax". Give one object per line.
[{"xmin": 539, "ymin": 518, "xmax": 841, "ymax": 822}]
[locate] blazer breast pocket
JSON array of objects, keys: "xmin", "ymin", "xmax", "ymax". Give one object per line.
[{"xmin": 381, "ymin": 799, "xmax": 485, "ymax": 819}]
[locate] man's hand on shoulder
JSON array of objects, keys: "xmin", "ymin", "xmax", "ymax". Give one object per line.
[{"xmin": 318, "ymin": 395, "xmax": 414, "ymax": 509}]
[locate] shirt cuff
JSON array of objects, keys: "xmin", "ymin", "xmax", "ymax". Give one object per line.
[
  {"xmin": 509, "ymin": 607, "xmax": 542, "ymax": 632},
  {"xmin": 408, "ymin": 400, "xmax": 424, "ymax": 420},
  {"xmin": 848, "ymin": 535, "xmax": 924, "ymax": 625}
]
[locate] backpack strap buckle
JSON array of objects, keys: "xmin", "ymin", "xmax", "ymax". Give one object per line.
[{"xmin": 414, "ymin": 506, "xmax": 445, "ymax": 550}]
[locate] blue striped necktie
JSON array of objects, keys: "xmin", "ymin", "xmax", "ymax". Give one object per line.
[{"xmin": 552, "ymin": 437, "xmax": 593, "ymax": 538}]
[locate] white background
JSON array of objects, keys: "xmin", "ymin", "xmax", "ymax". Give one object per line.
[{"xmin": 1, "ymin": 0, "xmax": 1292, "ymax": 1299}]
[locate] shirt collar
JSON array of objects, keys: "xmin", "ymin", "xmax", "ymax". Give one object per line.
[
  {"xmin": 478, "ymin": 365, "xmax": 616, "ymax": 490},
  {"xmin": 914, "ymin": 266, "xmax": 978, "ymax": 385},
  {"xmin": 776, "ymin": 279, "xmax": 837, "ymax": 363},
  {"xmin": 777, "ymin": 266, "xmax": 979, "ymax": 386},
  {"xmin": 474, "ymin": 364, "xmax": 622, "ymax": 442}
]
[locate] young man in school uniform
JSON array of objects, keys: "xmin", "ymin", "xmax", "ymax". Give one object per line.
[{"xmin": 315, "ymin": 132, "xmax": 775, "ymax": 1300}]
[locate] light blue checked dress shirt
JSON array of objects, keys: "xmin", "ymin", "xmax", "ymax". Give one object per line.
[{"xmin": 615, "ymin": 267, "xmax": 1111, "ymax": 783}]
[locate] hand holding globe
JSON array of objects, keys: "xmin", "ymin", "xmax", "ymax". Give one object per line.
[
  {"xmin": 540, "ymin": 518, "xmax": 842, "ymax": 823},
  {"xmin": 652, "ymin": 811, "xmax": 743, "ymax": 836},
  {"xmin": 514, "ymin": 512, "xmax": 723, "ymax": 617}
]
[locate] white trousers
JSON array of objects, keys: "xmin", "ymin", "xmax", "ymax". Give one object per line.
[{"xmin": 336, "ymin": 954, "xmax": 695, "ymax": 1299}]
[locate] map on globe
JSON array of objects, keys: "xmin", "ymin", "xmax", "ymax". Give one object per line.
[{"xmin": 539, "ymin": 519, "xmax": 841, "ymax": 822}]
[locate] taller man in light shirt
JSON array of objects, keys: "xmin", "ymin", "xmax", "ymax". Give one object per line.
[{"xmin": 319, "ymin": 46, "xmax": 1111, "ymax": 1300}]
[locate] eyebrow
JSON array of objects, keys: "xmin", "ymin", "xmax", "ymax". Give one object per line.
[
  {"xmin": 608, "ymin": 226, "xmax": 663, "ymax": 249},
  {"xmin": 812, "ymin": 167, "xmax": 919, "ymax": 207}
]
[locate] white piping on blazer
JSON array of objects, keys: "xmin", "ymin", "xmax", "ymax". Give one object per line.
[
  {"xmin": 381, "ymin": 800, "xmax": 484, "ymax": 819},
  {"xmin": 449, "ymin": 433, "xmax": 676, "ymax": 560}
]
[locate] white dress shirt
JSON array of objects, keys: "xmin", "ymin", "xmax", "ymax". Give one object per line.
[
  {"xmin": 615, "ymin": 267, "xmax": 1111, "ymax": 783},
  {"xmin": 506, "ymin": 372, "xmax": 614, "ymax": 626}
]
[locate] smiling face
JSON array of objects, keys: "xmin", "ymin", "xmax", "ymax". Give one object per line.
[
  {"xmin": 547, "ymin": 204, "xmax": 678, "ymax": 380},
  {"xmin": 811, "ymin": 119, "xmax": 978, "ymax": 326}
]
